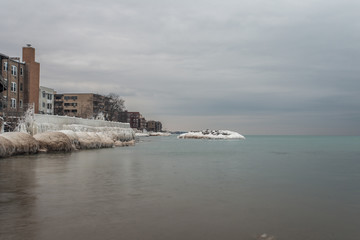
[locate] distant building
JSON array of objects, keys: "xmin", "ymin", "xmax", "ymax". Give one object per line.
[
  {"xmin": 39, "ymin": 86, "xmax": 55, "ymax": 114},
  {"xmin": 126, "ymin": 112, "xmax": 146, "ymax": 130},
  {"xmin": 146, "ymin": 120, "xmax": 162, "ymax": 132},
  {"xmin": 0, "ymin": 45, "xmax": 40, "ymax": 130},
  {"xmin": 54, "ymin": 93, "xmax": 106, "ymax": 119}
]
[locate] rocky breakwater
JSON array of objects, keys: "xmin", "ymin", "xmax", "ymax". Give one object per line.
[{"xmin": 0, "ymin": 114, "xmax": 135, "ymax": 158}]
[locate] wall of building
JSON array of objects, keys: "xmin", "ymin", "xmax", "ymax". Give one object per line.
[
  {"xmin": 39, "ymin": 86, "xmax": 55, "ymax": 114},
  {"xmin": 1, "ymin": 57, "xmax": 26, "ymax": 115}
]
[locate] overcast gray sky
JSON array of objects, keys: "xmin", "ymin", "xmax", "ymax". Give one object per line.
[{"xmin": 1, "ymin": 0, "xmax": 359, "ymax": 135}]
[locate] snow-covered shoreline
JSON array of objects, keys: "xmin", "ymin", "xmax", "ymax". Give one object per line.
[
  {"xmin": 0, "ymin": 112, "xmax": 136, "ymax": 158},
  {"xmin": 178, "ymin": 130, "xmax": 245, "ymax": 140},
  {"xmin": 0, "ymin": 130, "xmax": 135, "ymax": 158}
]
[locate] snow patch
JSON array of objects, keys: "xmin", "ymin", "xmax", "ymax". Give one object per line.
[{"xmin": 178, "ymin": 130, "xmax": 245, "ymax": 140}]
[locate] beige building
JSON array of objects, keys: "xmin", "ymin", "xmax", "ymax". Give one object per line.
[{"xmin": 55, "ymin": 93, "xmax": 106, "ymax": 119}]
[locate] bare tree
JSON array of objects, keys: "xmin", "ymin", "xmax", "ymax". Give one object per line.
[{"xmin": 104, "ymin": 93, "xmax": 125, "ymax": 121}]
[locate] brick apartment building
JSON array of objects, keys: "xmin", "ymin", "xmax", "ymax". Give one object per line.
[
  {"xmin": 0, "ymin": 45, "xmax": 40, "ymax": 130},
  {"xmin": 146, "ymin": 120, "xmax": 162, "ymax": 132},
  {"xmin": 126, "ymin": 112, "xmax": 146, "ymax": 130},
  {"xmin": 54, "ymin": 93, "xmax": 107, "ymax": 119}
]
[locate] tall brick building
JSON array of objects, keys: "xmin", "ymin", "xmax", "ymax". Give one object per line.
[{"xmin": 0, "ymin": 45, "xmax": 40, "ymax": 130}]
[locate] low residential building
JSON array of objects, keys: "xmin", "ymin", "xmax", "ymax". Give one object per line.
[
  {"xmin": 146, "ymin": 120, "xmax": 162, "ymax": 132},
  {"xmin": 126, "ymin": 112, "xmax": 146, "ymax": 130},
  {"xmin": 54, "ymin": 93, "xmax": 106, "ymax": 119},
  {"xmin": 39, "ymin": 86, "xmax": 55, "ymax": 114}
]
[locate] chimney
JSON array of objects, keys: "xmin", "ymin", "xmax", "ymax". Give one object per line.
[
  {"xmin": 22, "ymin": 44, "xmax": 36, "ymax": 63},
  {"xmin": 22, "ymin": 44, "xmax": 40, "ymax": 113}
]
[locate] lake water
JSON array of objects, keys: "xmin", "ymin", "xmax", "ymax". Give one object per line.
[{"xmin": 1, "ymin": 135, "xmax": 359, "ymax": 240}]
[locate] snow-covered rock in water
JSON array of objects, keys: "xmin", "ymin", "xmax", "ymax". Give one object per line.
[
  {"xmin": 0, "ymin": 136, "xmax": 16, "ymax": 157},
  {"xmin": 33, "ymin": 132, "xmax": 72, "ymax": 152},
  {"xmin": 135, "ymin": 132, "xmax": 150, "ymax": 137},
  {"xmin": 114, "ymin": 140, "xmax": 135, "ymax": 147},
  {"xmin": 256, "ymin": 233, "xmax": 276, "ymax": 240},
  {"xmin": 2, "ymin": 132, "xmax": 39, "ymax": 154},
  {"xmin": 149, "ymin": 132, "xmax": 171, "ymax": 136},
  {"xmin": 178, "ymin": 130, "xmax": 245, "ymax": 140}
]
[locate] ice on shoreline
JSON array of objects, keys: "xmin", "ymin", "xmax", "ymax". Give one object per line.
[
  {"xmin": 0, "ymin": 132, "xmax": 39, "ymax": 157},
  {"xmin": 0, "ymin": 112, "xmax": 136, "ymax": 158},
  {"xmin": 178, "ymin": 130, "xmax": 245, "ymax": 140}
]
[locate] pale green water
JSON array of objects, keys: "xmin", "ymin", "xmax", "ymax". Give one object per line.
[{"xmin": 0, "ymin": 135, "xmax": 359, "ymax": 240}]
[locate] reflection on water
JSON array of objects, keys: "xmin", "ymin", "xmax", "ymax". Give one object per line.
[{"xmin": 1, "ymin": 136, "xmax": 360, "ymax": 240}]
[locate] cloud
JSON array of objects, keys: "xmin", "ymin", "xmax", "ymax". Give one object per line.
[{"xmin": 1, "ymin": 0, "xmax": 359, "ymax": 134}]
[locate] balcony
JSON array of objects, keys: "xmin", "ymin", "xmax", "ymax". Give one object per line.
[{"xmin": 0, "ymin": 75, "xmax": 8, "ymax": 92}]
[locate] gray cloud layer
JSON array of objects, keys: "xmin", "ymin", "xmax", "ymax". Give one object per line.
[{"xmin": 1, "ymin": 0, "xmax": 359, "ymax": 134}]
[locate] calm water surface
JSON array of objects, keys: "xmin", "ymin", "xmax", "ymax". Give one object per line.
[{"xmin": 0, "ymin": 135, "xmax": 359, "ymax": 240}]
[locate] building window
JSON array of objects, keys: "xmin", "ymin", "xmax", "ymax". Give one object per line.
[
  {"xmin": 42, "ymin": 91, "xmax": 46, "ymax": 98},
  {"xmin": 19, "ymin": 100, "xmax": 23, "ymax": 108},
  {"xmin": 47, "ymin": 103, "xmax": 52, "ymax": 109},
  {"xmin": 11, "ymin": 98, "xmax": 16, "ymax": 108},
  {"xmin": 11, "ymin": 66, "xmax": 17, "ymax": 76},
  {"xmin": 11, "ymin": 82, "xmax": 17, "ymax": 92},
  {"xmin": 20, "ymin": 67, "xmax": 23, "ymax": 75},
  {"xmin": 3, "ymin": 96, "xmax": 7, "ymax": 108},
  {"xmin": 20, "ymin": 83, "xmax": 23, "ymax": 91},
  {"xmin": 47, "ymin": 94, "xmax": 52, "ymax": 100},
  {"xmin": 42, "ymin": 102, "xmax": 45, "ymax": 108},
  {"xmin": 65, "ymin": 103, "xmax": 77, "ymax": 107},
  {"xmin": 3, "ymin": 62, "xmax": 8, "ymax": 71},
  {"xmin": 64, "ymin": 96, "xmax": 78, "ymax": 100}
]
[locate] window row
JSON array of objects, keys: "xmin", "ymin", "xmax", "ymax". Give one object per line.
[
  {"xmin": 42, "ymin": 102, "xmax": 53, "ymax": 109},
  {"xmin": 64, "ymin": 109, "xmax": 77, "ymax": 113},
  {"xmin": 3, "ymin": 63, "xmax": 23, "ymax": 76},
  {"xmin": 64, "ymin": 96, "xmax": 78, "ymax": 100},
  {"xmin": 9, "ymin": 98, "xmax": 23, "ymax": 108},
  {"xmin": 64, "ymin": 103, "xmax": 77, "ymax": 107},
  {"xmin": 42, "ymin": 91, "xmax": 53, "ymax": 100}
]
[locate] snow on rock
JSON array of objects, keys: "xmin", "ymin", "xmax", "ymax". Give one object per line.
[
  {"xmin": 115, "ymin": 140, "xmax": 135, "ymax": 147},
  {"xmin": 95, "ymin": 132, "xmax": 115, "ymax": 148},
  {"xmin": 75, "ymin": 132, "xmax": 102, "ymax": 149},
  {"xmin": 33, "ymin": 132, "xmax": 72, "ymax": 152},
  {"xmin": 135, "ymin": 132, "xmax": 150, "ymax": 137},
  {"xmin": 178, "ymin": 130, "xmax": 245, "ymax": 140},
  {"xmin": 149, "ymin": 132, "xmax": 171, "ymax": 136},
  {"xmin": 255, "ymin": 233, "xmax": 276, "ymax": 240},
  {"xmin": 0, "ymin": 113, "xmax": 137, "ymax": 158},
  {"xmin": 58, "ymin": 130, "xmax": 81, "ymax": 150},
  {"xmin": 1, "ymin": 132, "xmax": 39, "ymax": 154},
  {"xmin": 0, "ymin": 136, "xmax": 16, "ymax": 157}
]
